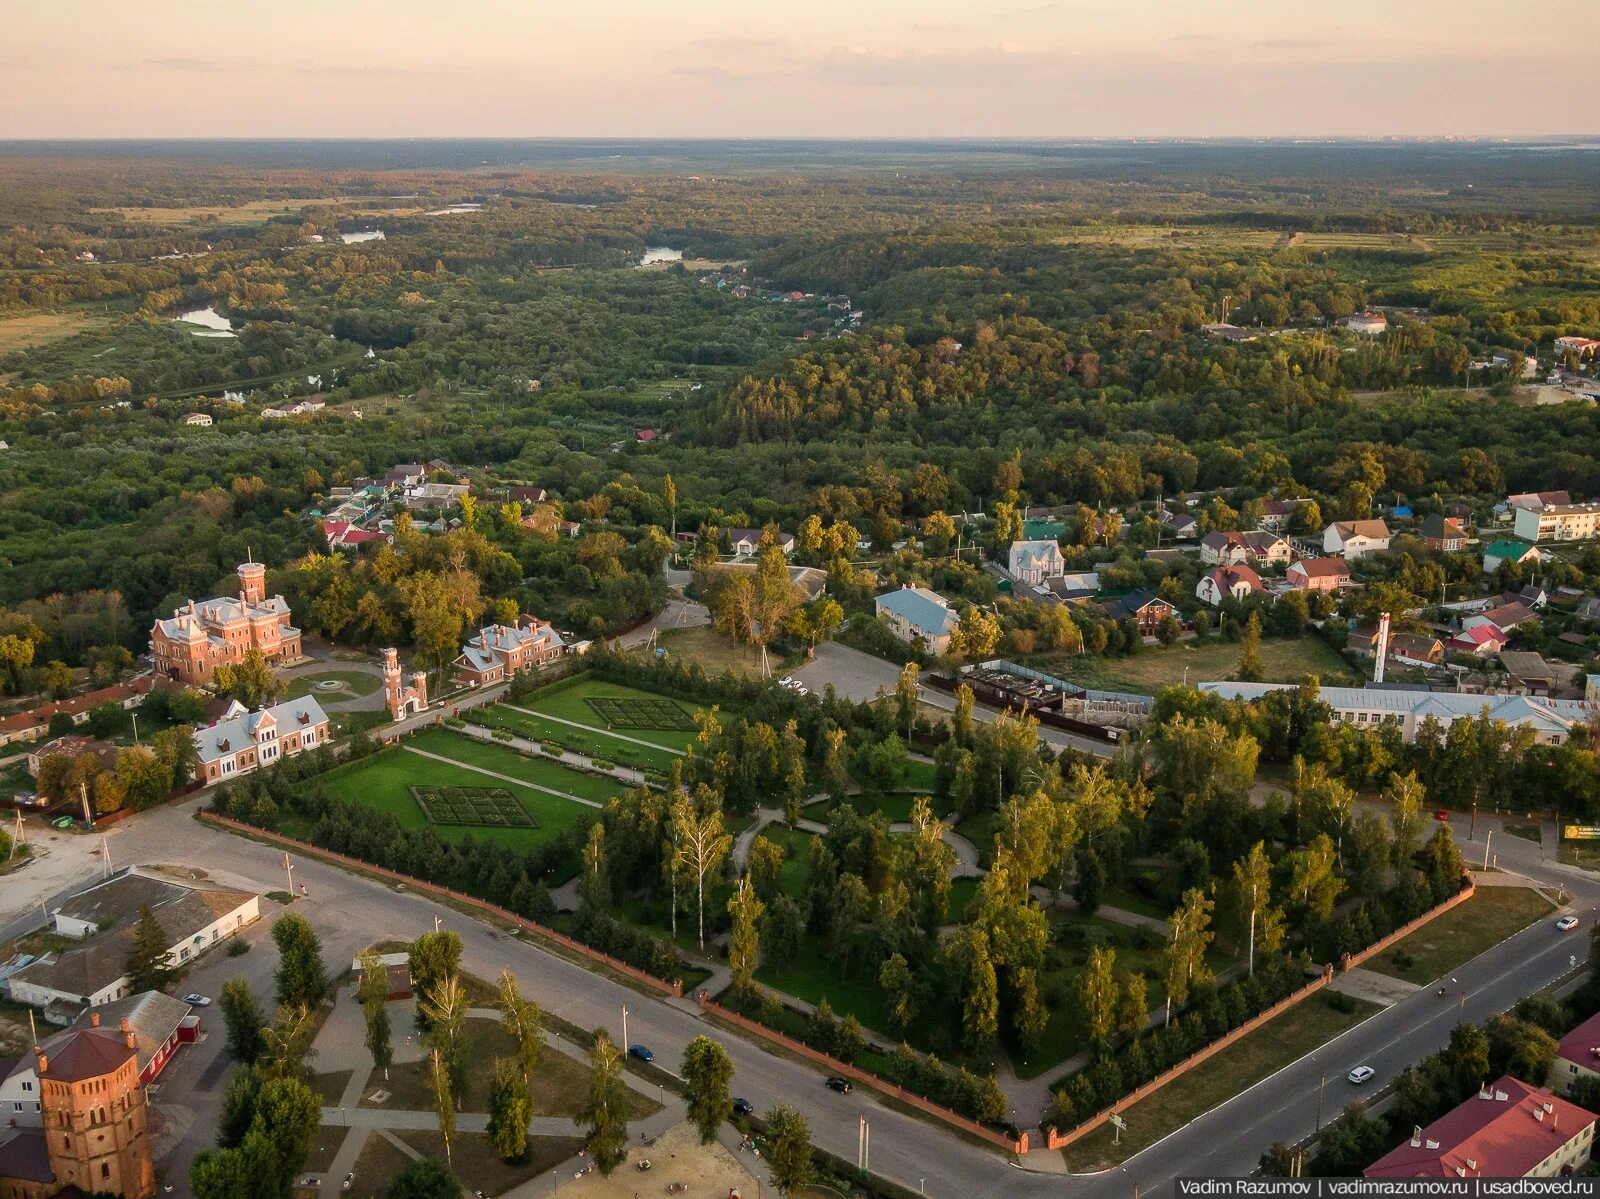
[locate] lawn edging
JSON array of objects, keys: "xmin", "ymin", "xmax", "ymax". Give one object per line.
[
  {"xmin": 197, "ymin": 809, "xmax": 684, "ymax": 999},
  {"xmin": 1043, "ymin": 876, "xmax": 1476, "ymax": 1154},
  {"xmin": 695, "ymin": 988, "xmax": 1029, "ymax": 1156}
]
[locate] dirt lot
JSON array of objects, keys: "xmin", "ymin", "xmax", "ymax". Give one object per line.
[{"xmin": 552, "ymin": 1122, "xmax": 762, "ymax": 1199}]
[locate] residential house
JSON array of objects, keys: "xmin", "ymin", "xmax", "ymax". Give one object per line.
[
  {"xmin": 1285, "ymin": 558, "xmax": 1351, "ymax": 592},
  {"xmin": 1515, "ymin": 501, "xmax": 1600, "ymax": 543},
  {"xmin": 381, "ymin": 464, "xmax": 428, "ymax": 490},
  {"xmin": 1449, "ymin": 624, "xmax": 1512, "ymax": 657},
  {"xmin": 261, "ymin": 399, "xmax": 325, "ymax": 419},
  {"xmin": 1159, "ymin": 509, "xmax": 1199, "ymax": 540},
  {"xmin": 1348, "ymin": 628, "xmax": 1444, "ymax": 668},
  {"xmin": 508, "ymin": 486, "xmax": 548, "ymax": 505},
  {"xmin": 1552, "ymin": 1011, "xmax": 1600, "ymax": 1097},
  {"xmin": 1463, "ymin": 601, "xmax": 1538, "ymax": 637},
  {"xmin": 453, "ymin": 618, "xmax": 567, "ymax": 686},
  {"xmin": 1345, "ymin": 311, "xmax": 1388, "ymax": 335},
  {"xmin": 1508, "ymin": 490, "xmax": 1573, "ymax": 513},
  {"xmin": 1240, "ymin": 530, "xmax": 1293, "ymax": 564},
  {"xmin": 192, "ymin": 696, "xmax": 331, "ymax": 784},
  {"xmin": 402, "ymin": 481, "xmax": 471, "ymax": 510},
  {"xmin": 24, "ymin": 736, "xmax": 117, "ymax": 780},
  {"xmin": 1555, "ymin": 336, "xmax": 1600, "ymax": 360},
  {"xmin": 1323, "ymin": 519, "xmax": 1391, "ymax": 559},
  {"xmin": 1102, "ymin": 590, "xmax": 1178, "ymax": 637},
  {"xmin": 0, "ymin": 677, "xmax": 160, "ymax": 750},
  {"xmin": 1200, "ymin": 531, "xmax": 1251, "ymax": 566},
  {"xmin": 636, "ymin": 428, "xmax": 659, "ymax": 443},
  {"xmin": 181, "ymin": 413, "xmax": 212, "ymax": 427},
  {"xmin": 320, "ymin": 519, "xmax": 389, "ymax": 551},
  {"xmin": 725, "ymin": 528, "xmax": 796, "ymax": 556},
  {"xmin": 1008, "ymin": 539, "xmax": 1066, "ymax": 586},
  {"xmin": 1420, "ymin": 514, "xmax": 1468, "ymax": 552},
  {"xmin": 1499, "ymin": 651, "xmax": 1572, "ymax": 696},
  {"xmin": 1047, "ymin": 572, "xmax": 1101, "ymax": 601},
  {"xmin": 1196, "ymin": 565, "xmax": 1263, "ymax": 607},
  {"xmin": 6, "ymin": 869, "xmax": 258, "ymax": 1012},
  {"xmin": 875, "ymin": 586, "xmax": 959, "ymax": 656},
  {"xmin": 1258, "ymin": 498, "xmax": 1306, "ymax": 533},
  {"xmin": 1484, "ymin": 539, "xmax": 1542, "ymax": 573},
  {"xmin": 1202, "ymin": 682, "xmax": 1591, "ymax": 746},
  {"xmin": 149, "ymin": 560, "xmax": 301, "ymax": 686},
  {"xmin": 1364, "ymin": 1075, "xmax": 1596, "ymax": 1179}
]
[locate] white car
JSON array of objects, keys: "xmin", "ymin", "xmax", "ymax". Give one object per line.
[
  {"xmin": 795, "ymin": 686, "xmax": 808, "ymax": 696},
  {"xmin": 779, "ymin": 676, "xmax": 793, "ymax": 686},
  {"xmin": 182, "ymin": 993, "xmax": 211, "ymax": 1007},
  {"xmin": 1557, "ymin": 915, "xmax": 1580, "ymax": 932},
  {"xmin": 1347, "ymin": 1066, "xmax": 1375, "ymax": 1085}
]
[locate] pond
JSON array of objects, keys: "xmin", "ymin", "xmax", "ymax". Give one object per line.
[
  {"xmin": 174, "ymin": 307, "xmax": 236, "ymax": 338},
  {"xmin": 340, "ymin": 230, "xmax": 386, "ymax": 244},
  {"xmin": 639, "ymin": 246, "xmax": 683, "ymax": 266},
  {"xmin": 426, "ymin": 203, "xmax": 482, "ymax": 215}
]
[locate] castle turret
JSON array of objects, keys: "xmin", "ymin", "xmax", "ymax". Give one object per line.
[{"xmin": 237, "ymin": 559, "xmax": 266, "ymax": 606}]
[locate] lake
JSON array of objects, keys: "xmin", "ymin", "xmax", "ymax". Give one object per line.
[
  {"xmin": 174, "ymin": 307, "xmax": 236, "ymax": 337},
  {"xmin": 425, "ymin": 203, "xmax": 482, "ymax": 215},
  {"xmin": 640, "ymin": 246, "xmax": 683, "ymax": 266},
  {"xmin": 340, "ymin": 230, "xmax": 386, "ymax": 243}
]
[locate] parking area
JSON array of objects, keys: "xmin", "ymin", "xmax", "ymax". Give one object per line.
[{"xmin": 788, "ymin": 640, "xmax": 905, "ymax": 703}]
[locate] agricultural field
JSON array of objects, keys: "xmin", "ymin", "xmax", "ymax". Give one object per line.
[
  {"xmin": 87, "ymin": 196, "xmax": 424, "ymax": 225},
  {"xmin": 1036, "ymin": 634, "xmax": 1358, "ymax": 695}
]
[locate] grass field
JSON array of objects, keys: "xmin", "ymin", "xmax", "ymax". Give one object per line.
[
  {"xmin": 515, "ymin": 676, "xmax": 711, "ymax": 752},
  {"xmin": 470, "ymin": 703, "xmax": 683, "ymax": 772},
  {"xmin": 0, "ymin": 310, "xmax": 111, "ymax": 353},
  {"xmin": 1560, "ymin": 841, "xmax": 1600, "ymax": 871},
  {"xmin": 656, "ymin": 625, "xmax": 773, "ymax": 677},
  {"xmin": 1060, "ymin": 993, "xmax": 1382, "ymax": 1170},
  {"xmin": 283, "ymin": 669, "xmax": 383, "ymax": 700},
  {"xmin": 1034, "ymin": 635, "xmax": 1358, "ymax": 695},
  {"xmin": 89, "ymin": 196, "xmax": 424, "ymax": 225},
  {"xmin": 1364, "ymin": 888, "xmax": 1554, "ymax": 984},
  {"xmin": 310, "ymin": 729, "xmax": 626, "ymax": 851}
]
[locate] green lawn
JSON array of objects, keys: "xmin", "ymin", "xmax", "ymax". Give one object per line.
[
  {"xmin": 1031, "ymin": 635, "xmax": 1358, "ymax": 696},
  {"xmin": 472, "ymin": 702, "xmax": 683, "ymax": 772},
  {"xmin": 1364, "ymin": 888, "xmax": 1555, "ymax": 984},
  {"xmin": 832, "ymin": 791, "xmax": 950, "ymax": 824},
  {"xmin": 1060, "ymin": 993, "xmax": 1382, "ymax": 1170},
  {"xmin": 313, "ymin": 730, "xmax": 625, "ymax": 851},
  {"xmin": 405, "ymin": 727, "xmax": 632, "ymax": 805},
  {"xmin": 514, "ymin": 675, "xmax": 715, "ymax": 752},
  {"xmin": 283, "ymin": 669, "xmax": 383, "ymax": 700},
  {"xmin": 1560, "ymin": 841, "xmax": 1600, "ymax": 871}
]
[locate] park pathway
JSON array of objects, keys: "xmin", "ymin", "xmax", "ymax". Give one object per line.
[
  {"xmin": 499, "ymin": 702, "xmax": 689, "ymax": 757},
  {"xmin": 449, "ymin": 721, "xmax": 651, "ymax": 787},
  {"xmin": 400, "ymin": 745, "xmax": 607, "ymax": 809}
]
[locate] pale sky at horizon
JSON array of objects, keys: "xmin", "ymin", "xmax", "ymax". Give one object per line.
[{"xmin": 6, "ymin": 0, "xmax": 1597, "ymax": 139}]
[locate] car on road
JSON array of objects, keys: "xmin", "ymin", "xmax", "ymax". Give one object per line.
[
  {"xmin": 779, "ymin": 676, "xmax": 794, "ymax": 686},
  {"xmin": 732, "ymin": 1097, "xmax": 753, "ymax": 1116},
  {"xmin": 1558, "ymin": 915, "xmax": 1580, "ymax": 932},
  {"xmin": 627, "ymin": 1044, "xmax": 654, "ymax": 1062},
  {"xmin": 825, "ymin": 1076, "xmax": 853, "ymax": 1094},
  {"xmin": 1434, "ymin": 809, "xmax": 1450, "ymax": 821},
  {"xmin": 1347, "ymin": 1066, "xmax": 1375, "ymax": 1085},
  {"xmin": 182, "ymin": 994, "xmax": 211, "ymax": 1007}
]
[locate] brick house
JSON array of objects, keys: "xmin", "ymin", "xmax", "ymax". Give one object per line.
[
  {"xmin": 192, "ymin": 697, "xmax": 330, "ymax": 784},
  {"xmin": 1420, "ymin": 513, "xmax": 1468, "ymax": 552},
  {"xmin": 1102, "ymin": 590, "xmax": 1178, "ymax": 637},
  {"xmin": 149, "ymin": 560, "xmax": 301, "ymax": 686},
  {"xmin": 1285, "ymin": 557, "xmax": 1351, "ymax": 592},
  {"xmin": 453, "ymin": 618, "xmax": 567, "ymax": 686}
]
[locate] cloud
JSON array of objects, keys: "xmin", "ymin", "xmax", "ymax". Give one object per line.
[
  {"xmin": 144, "ymin": 56, "xmax": 228, "ymax": 72},
  {"xmin": 1252, "ymin": 38, "xmax": 1320, "ymax": 50}
]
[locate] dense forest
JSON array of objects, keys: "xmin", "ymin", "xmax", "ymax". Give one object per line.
[{"xmin": 2, "ymin": 141, "xmax": 1600, "ymax": 670}]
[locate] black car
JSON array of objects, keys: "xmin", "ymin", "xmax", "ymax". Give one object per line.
[
  {"xmin": 732, "ymin": 1097, "xmax": 754, "ymax": 1116},
  {"xmin": 825, "ymin": 1076, "xmax": 853, "ymax": 1094}
]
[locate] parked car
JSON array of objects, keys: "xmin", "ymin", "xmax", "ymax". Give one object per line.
[
  {"xmin": 182, "ymin": 993, "xmax": 212, "ymax": 1007},
  {"xmin": 779, "ymin": 676, "xmax": 794, "ymax": 687},
  {"xmin": 1347, "ymin": 1066, "xmax": 1375, "ymax": 1085},
  {"xmin": 1557, "ymin": 915, "xmax": 1580, "ymax": 932},
  {"xmin": 731, "ymin": 1097, "xmax": 753, "ymax": 1116},
  {"xmin": 1434, "ymin": 809, "xmax": 1449, "ymax": 821},
  {"xmin": 825, "ymin": 1076, "xmax": 853, "ymax": 1094},
  {"xmin": 628, "ymin": 1044, "xmax": 654, "ymax": 1063}
]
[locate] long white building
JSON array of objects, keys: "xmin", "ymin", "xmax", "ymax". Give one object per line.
[{"xmin": 1201, "ymin": 681, "xmax": 1597, "ymax": 746}]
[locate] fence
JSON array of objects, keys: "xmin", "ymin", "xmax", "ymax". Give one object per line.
[
  {"xmin": 1045, "ymin": 877, "xmax": 1477, "ymax": 1152},
  {"xmin": 1340, "ymin": 877, "xmax": 1476, "ymax": 972},
  {"xmin": 696, "ymin": 989, "xmax": 1029, "ymax": 1156},
  {"xmin": 196, "ymin": 811, "xmax": 683, "ymax": 999}
]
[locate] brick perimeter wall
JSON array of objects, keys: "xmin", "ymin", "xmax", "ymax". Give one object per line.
[
  {"xmin": 196, "ymin": 811, "xmax": 683, "ymax": 999},
  {"xmin": 1045, "ymin": 877, "xmax": 1477, "ymax": 1154},
  {"xmin": 696, "ymin": 989, "xmax": 1028, "ymax": 1156}
]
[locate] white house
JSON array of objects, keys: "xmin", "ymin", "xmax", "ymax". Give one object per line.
[
  {"xmin": 193, "ymin": 696, "xmax": 331, "ymax": 784},
  {"xmin": 1514, "ymin": 502, "xmax": 1600, "ymax": 544},
  {"xmin": 1196, "ymin": 565, "xmax": 1263, "ymax": 607},
  {"xmin": 1323, "ymin": 519, "xmax": 1391, "ymax": 559},
  {"xmin": 1345, "ymin": 312, "xmax": 1388, "ymax": 335},
  {"xmin": 874, "ymin": 586, "xmax": 959, "ymax": 656},
  {"xmin": 726, "ymin": 527, "xmax": 795, "ymax": 556},
  {"xmin": 1008, "ymin": 539, "xmax": 1066, "ymax": 586}
]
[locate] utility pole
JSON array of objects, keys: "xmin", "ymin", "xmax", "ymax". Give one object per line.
[
  {"xmin": 1483, "ymin": 830, "xmax": 1493, "ymax": 871},
  {"xmin": 283, "ymin": 852, "xmax": 295, "ymax": 897},
  {"xmin": 433, "ymin": 914, "xmax": 442, "ymax": 934},
  {"xmin": 622, "ymin": 1004, "xmax": 629, "ymax": 1050},
  {"xmin": 131, "ymin": 711, "xmax": 140, "ymax": 744},
  {"xmin": 100, "ymin": 836, "xmax": 111, "ymax": 878}
]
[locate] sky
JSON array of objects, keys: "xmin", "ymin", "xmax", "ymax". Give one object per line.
[{"xmin": 5, "ymin": 0, "xmax": 1597, "ymax": 139}]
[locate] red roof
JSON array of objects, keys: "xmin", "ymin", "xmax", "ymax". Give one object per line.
[
  {"xmin": 1365, "ymin": 1076, "xmax": 1596, "ymax": 1178},
  {"xmin": 39, "ymin": 1026, "xmax": 135, "ymax": 1083},
  {"xmin": 1205, "ymin": 565, "xmax": 1262, "ymax": 592},
  {"xmin": 1557, "ymin": 1010, "xmax": 1600, "ymax": 1070},
  {"xmin": 0, "ymin": 676, "xmax": 156, "ymax": 735},
  {"xmin": 635, "ymin": 428, "xmax": 658, "ymax": 442},
  {"xmin": 1451, "ymin": 624, "xmax": 1510, "ymax": 650}
]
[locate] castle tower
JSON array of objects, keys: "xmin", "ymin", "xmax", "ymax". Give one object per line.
[
  {"xmin": 382, "ymin": 648, "xmax": 427, "ymax": 720},
  {"xmin": 37, "ymin": 1020, "xmax": 155, "ymax": 1199},
  {"xmin": 237, "ymin": 558, "xmax": 266, "ymax": 606}
]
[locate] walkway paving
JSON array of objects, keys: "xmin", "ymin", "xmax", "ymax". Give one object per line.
[
  {"xmin": 1328, "ymin": 967, "xmax": 1423, "ymax": 1007},
  {"xmin": 451, "ymin": 720, "xmax": 651, "ymax": 786},
  {"xmin": 401, "ymin": 745, "xmax": 607, "ymax": 809},
  {"xmin": 500, "ymin": 703, "xmax": 689, "ymax": 758}
]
